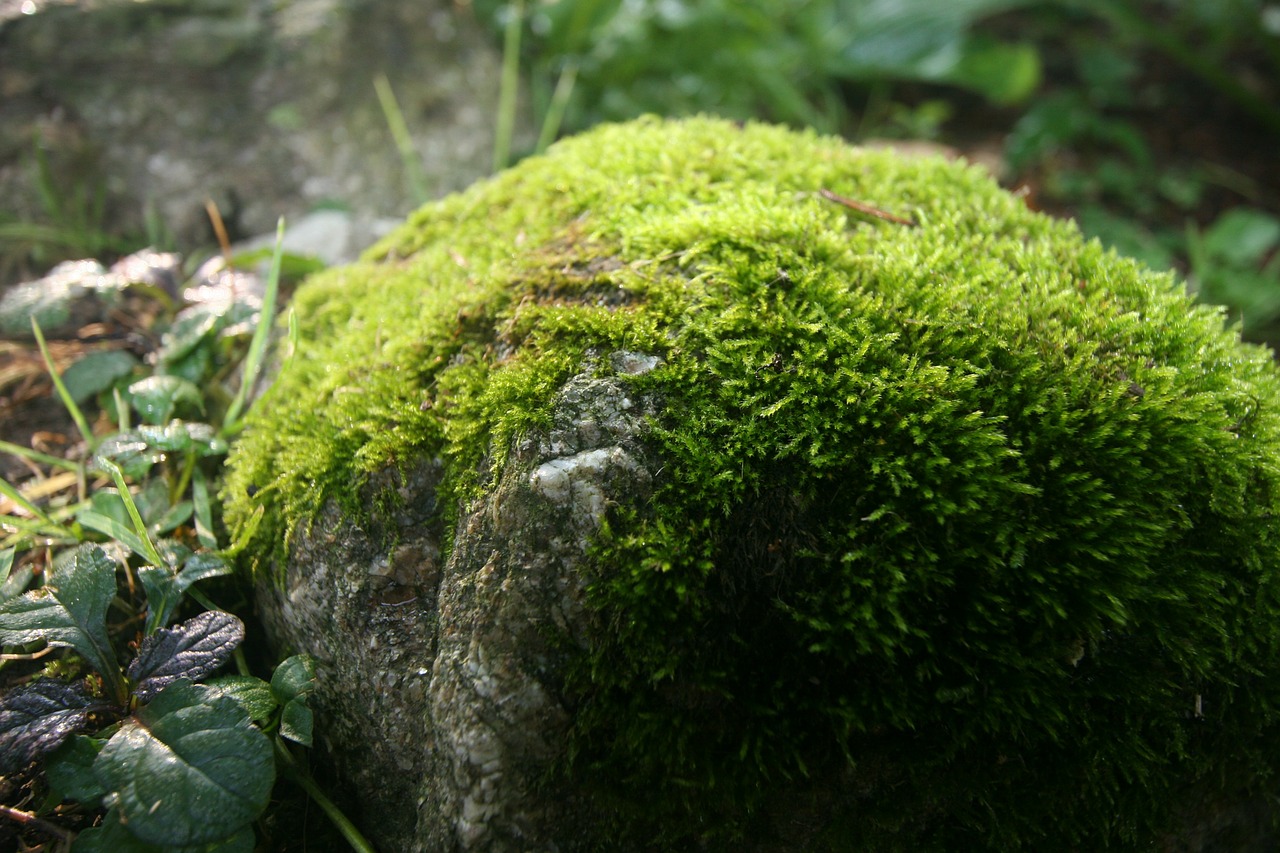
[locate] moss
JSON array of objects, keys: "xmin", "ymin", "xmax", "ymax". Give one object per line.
[{"xmin": 223, "ymin": 116, "xmax": 1280, "ymax": 849}]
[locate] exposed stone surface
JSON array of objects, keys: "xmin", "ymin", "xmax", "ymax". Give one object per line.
[
  {"xmin": 0, "ymin": 0, "xmax": 529, "ymax": 279},
  {"xmin": 253, "ymin": 358, "xmax": 661, "ymax": 851}
]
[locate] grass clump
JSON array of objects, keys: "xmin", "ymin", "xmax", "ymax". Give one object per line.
[{"xmin": 224, "ymin": 116, "xmax": 1280, "ymax": 850}]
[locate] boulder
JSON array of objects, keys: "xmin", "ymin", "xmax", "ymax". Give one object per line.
[
  {"xmin": 224, "ymin": 117, "xmax": 1280, "ymax": 851},
  {"xmin": 0, "ymin": 0, "xmax": 527, "ymax": 274}
]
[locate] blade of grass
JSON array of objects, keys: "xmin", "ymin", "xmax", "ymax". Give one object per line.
[
  {"xmin": 0, "ymin": 440, "xmax": 81, "ymax": 473},
  {"xmin": 31, "ymin": 318, "xmax": 98, "ymax": 454},
  {"xmin": 535, "ymin": 61, "xmax": 578, "ymax": 154},
  {"xmin": 0, "ymin": 547, "xmax": 34, "ymax": 602},
  {"xmin": 191, "ymin": 468, "xmax": 217, "ymax": 549},
  {"xmin": 223, "ymin": 217, "xmax": 284, "ymax": 435},
  {"xmin": 97, "ymin": 459, "xmax": 164, "ymax": 567},
  {"xmin": 494, "ymin": 0, "xmax": 524, "ymax": 172},
  {"xmin": 0, "ymin": 479, "xmax": 75, "ymax": 539},
  {"xmin": 374, "ymin": 74, "xmax": 431, "ymax": 205},
  {"xmin": 76, "ymin": 509, "xmax": 153, "ymax": 563}
]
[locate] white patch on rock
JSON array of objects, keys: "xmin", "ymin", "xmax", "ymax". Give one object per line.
[{"xmin": 529, "ymin": 446, "xmax": 637, "ymax": 521}]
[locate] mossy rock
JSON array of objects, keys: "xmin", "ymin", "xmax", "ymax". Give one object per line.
[{"xmin": 224, "ymin": 116, "xmax": 1280, "ymax": 851}]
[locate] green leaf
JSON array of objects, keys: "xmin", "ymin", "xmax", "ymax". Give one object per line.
[
  {"xmin": 1202, "ymin": 208, "xmax": 1280, "ymax": 267},
  {"xmin": 72, "ymin": 811, "xmax": 162, "ymax": 853},
  {"xmin": 93, "ymin": 681, "xmax": 274, "ymax": 847},
  {"xmin": 127, "ymin": 376, "xmax": 204, "ymax": 425},
  {"xmin": 128, "ymin": 611, "xmax": 244, "ymax": 701},
  {"xmin": 0, "ymin": 545, "xmax": 123, "ymax": 700},
  {"xmin": 270, "ymin": 655, "xmax": 317, "ymax": 746},
  {"xmin": 0, "ymin": 547, "xmax": 32, "ymax": 602},
  {"xmin": 948, "ymin": 36, "xmax": 1040, "ymax": 105},
  {"xmin": 77, "ymin": 510, "xmax": 154, "ymax": 565},
  {"xmin": 136, "ymin": 549, "xmax": 233, "ymax": 633},
  {"xmin": 206, "ymin": 675, "xmax": 277, "ymax": 725},
  {"xmin": 155, "ymin": 306, "xmax": 220, "ymax": 367},
  {"xmin": 0, "ymin": 680, "xmax": 105, "ymax": 774},
  {"xmin": 75, "ymin": 811, "xmax": 255, "ymax": 853},
  {"xmin": 269, "ymin": 654, "xmax": 317, "ymax": 704},
  {"xmin": 31, "ymin": 317, "xmax": 98, "ymax": 452},
  {"xmin": 135, "ymin": 421, "xmax": 229, "ymax": 457},
  {"xmin": 278, "ymin": 700, "xmax": 313, "ymax": 747},
  {"xmin": 46, "ymin": 734, "xmax": 107, "ymax": 803},
  {"xmin": 61, "ymin": 351, "xmax": 140, "ymax": 405}
]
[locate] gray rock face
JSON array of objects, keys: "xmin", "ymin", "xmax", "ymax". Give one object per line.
[
  {"xmin": 0, "ymin": 0, "xmax": 528, "ymax": 276},
  {"xmin": 253, "ymin": 354, "xmax": 661, "ymax": 852}
]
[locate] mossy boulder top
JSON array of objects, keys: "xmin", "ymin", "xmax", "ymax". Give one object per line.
[{"xmin": 224, "ymin": 117, "xmax": 1280, "ymax": 851}]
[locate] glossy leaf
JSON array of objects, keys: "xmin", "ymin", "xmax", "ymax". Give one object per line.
[
  {"xmin": 137, "ymin": 548, "xmax": 233, "ymax": 633},
  {"xmin": 0, "ymin": 679, "xmax": 104, "ymax": 774},
  {"xmin": 0, "ymin": 545, "xmax": 122, "ymax": 698},
  {"xmin": 270, "ymin": 654, "xmax": 317, "ymax": 746},
  {"xmin": 269, "ymin": 654, "xmax": 317, "ymax": 703},
  {"xmin": 46, "ymin": 734, "xmax": 107, "ymax": 803},
  {"xmin": 126, "ymin": 376, "xmax": 204, "ymax": 425},
  {"xmin": 128, "ymin": 611, "xmax": 244, "ymax": 702},
  {"xmin": 61, "ymin": 350, "xmax": 140, "ymax": 405},
  {"xmin": 94, "ymin": 681, "xmax": 274, "ymax": 847},
  {"xmin": 206, "ymin": 675, "xmax": 277, "ymax": 725},
  {"xmin": 278, "ymin": 700, "xmax": 314, "ymax": 747},
  {"xmin": 71, "ymin": 811, "xmax": 160, "ymax": 853}
]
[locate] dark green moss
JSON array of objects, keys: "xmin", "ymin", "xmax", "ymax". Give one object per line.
[{"xmin": 224, "ymin": 116, "xmax": 1280, "ymax": 850}]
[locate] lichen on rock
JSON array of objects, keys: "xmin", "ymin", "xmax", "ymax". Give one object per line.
[{"xmin": 223, "ymin": 116, "xmax": 1280, "ymax": 851}]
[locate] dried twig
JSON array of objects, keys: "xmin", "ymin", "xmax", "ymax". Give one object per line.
[
  {"xmin": 819, "ymin": 188, "xmax": 917, "ymax": 227},
  {"xmin": 0, "ymin": 803, "xmax": 75, "ymax": 843}
]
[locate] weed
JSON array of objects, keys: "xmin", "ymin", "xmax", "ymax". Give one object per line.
[{"xmin": 0, "ymin": 230, "xmax": 372, "ymax": 851}]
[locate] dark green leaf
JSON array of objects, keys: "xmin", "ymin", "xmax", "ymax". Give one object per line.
[
  {"xmin": 278, "ymin": 700, "xmax": 313, "ymax": 747},
  {"xmin": 1202, "ymin": 208, "xmax": 1280, "ymax": 267},
  {"xmin": 126, "ymin": 376, "xmax": 204, "ymax": 425},
  {"xmin": 46, "ymin": 734, "xmax": 107, "ymax": 803},
  {"xmin": 205, "ymin": 675, "xmax": 277, "ymax": 725},
  {"xmin": 1, "ymin": 547, "xmax": 32, "ymax": 602},
  {"xmin": 155, "ymin": 306, "xmax": 221, "ymax": 366},
  {"xmin": 137, "ymin": 549, "xmax": 232, "ymax": 632},
  {"xmin": 269, "ymin": 654, "xmax": 317, "ymax": 704},
  {"xmin": 128, "ymin": 611, "xmax": 245, "ymax": 702},
  {"xmin": 0, "ymin": 545, "xmax": 120, "ymax": 691},
  {"xmin": 74, "ymin": 809, "xmax": 256, "ymax": 852},
  {"xmin": 61, "ymin": 351, "xmax": 140, "ymax": 405},
  {"xmin": 135, "ymin": 421, "xmax": 228, "ymax": 456},
  {"xmin": 94, "ymin": 681, "xmax": 274, "ymax": 847},
  {"xmin": 0, "ymin": 679, "xmax": 105, "ymax": 774},
  {"xmin": 92, "ymin": 433, "xmax": 160, "ymax": 479},
  {"xmin": 72, "ymin": 810, "xmax": 162, "ymax": 852}
]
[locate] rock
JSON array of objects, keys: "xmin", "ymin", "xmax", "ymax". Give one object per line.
[
  {"xmin": 0, "ymin": 0, "xmax": 530, "ymax": 277},
  {"xmin": 224, "ymin": 117, "xmax": 1280, "ymax": 851}
]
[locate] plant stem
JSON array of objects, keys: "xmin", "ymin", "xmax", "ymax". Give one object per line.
[
  {"xmin": 273, "ymin": 738, "xmax": 377, "ymax": 853},
  {"xmin": 494, "ymin": 0, "xmax": 524, "ymax": 172},
  {"xmin": 535, "ymin": 61, "xmax": 578, "ymax": 154},
  {"xmin": 223, "ymin": 218, "xmax": 284, "ymax": 436},
  {"xmin": 374, "ymin": 74, "xmax": 431, "ymax": 205},
  {"xmin": 30, "ymin": 318, "xmax": 98, "ymax": 454}
]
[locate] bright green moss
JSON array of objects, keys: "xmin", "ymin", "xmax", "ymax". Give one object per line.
[{"xmin": 223, "ymin": 117, "xmax": 1280, "ymax": 849}]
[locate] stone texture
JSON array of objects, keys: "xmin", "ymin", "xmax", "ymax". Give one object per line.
[
  {"xmin": 252, "ymin": 356, "xmax": 661, "ymax": 852},
  {"xmin": 0, "ymin": 0, "xmax": 529, "ymax": 278}
]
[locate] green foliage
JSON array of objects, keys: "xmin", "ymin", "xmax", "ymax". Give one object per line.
[
  {"xmin": 226, "ymin": 117, "xmax": 1280, "ymax": 849},
  {"xmin": 479, "ymin": 0, "xmax": 1042, "ymax": 144},
  {"xmin": 1188, "ymin": 208, "xmax": 1280, "ymax": 331},
  {"xmin": 0, "ymin": 234, "xmax": 356, "ymax": 849}
]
